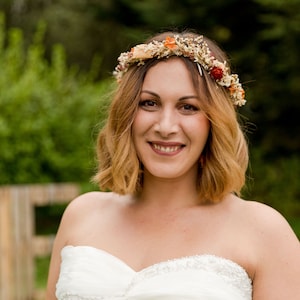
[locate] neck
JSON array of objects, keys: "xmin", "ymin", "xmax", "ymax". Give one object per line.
[{"xmin": 136, "ymin": 171, "xmax": 201, "ymax": 210}]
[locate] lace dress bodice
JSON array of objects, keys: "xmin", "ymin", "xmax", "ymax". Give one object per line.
[{"xmin": 56, "ymin": 245, "xmax": 252, "ymax": 300}]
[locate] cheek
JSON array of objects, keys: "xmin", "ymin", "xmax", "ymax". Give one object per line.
[
  {"xmin": 184, "ymin": 117, "xmax": 210, "ymax": 140},
  {"xmin": 132, "ymin": 110, "xmax": 153, "ymax": 136}
]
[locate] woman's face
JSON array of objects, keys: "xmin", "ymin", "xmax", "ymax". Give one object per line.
[{"xmin": 132, "ymin": 58, "xmax": 210, "ymax": 182}]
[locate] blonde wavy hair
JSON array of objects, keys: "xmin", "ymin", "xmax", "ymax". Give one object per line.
[{"xmin": 93, "ymin": 31, "xmax": 249, "ymax": 203}]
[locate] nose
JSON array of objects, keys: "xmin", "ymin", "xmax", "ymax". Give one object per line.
[{"xmin": 154, "ymin": 108, "xmax": 179, "ymax": 137}]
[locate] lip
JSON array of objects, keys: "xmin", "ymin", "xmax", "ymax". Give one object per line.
[{"xmin": 149, "ymin": 141, "xmax": 185, "ymax": 156}]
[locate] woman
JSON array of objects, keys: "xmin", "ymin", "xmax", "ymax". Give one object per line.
[{"xmin": 46, "ymin": 31, "xmax": 300, "ymax": 299}]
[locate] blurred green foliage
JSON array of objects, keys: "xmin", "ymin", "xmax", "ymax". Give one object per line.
[
  {"xmin": 0, "ymin": 13, "xmax": 112, "ymax": 184},
  {"xmin": 244, "ymin": 150, "xmax": 300, "ymax": 218}
]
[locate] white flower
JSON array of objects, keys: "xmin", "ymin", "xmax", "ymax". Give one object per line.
[{"xmin": 114, "ymin": 35, "xmax": 246, "ymax": 106}]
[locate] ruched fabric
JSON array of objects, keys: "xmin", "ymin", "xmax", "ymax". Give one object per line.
[{"xmin": 56, "ymin": 245, "xmax": 252, "ymax": 300}]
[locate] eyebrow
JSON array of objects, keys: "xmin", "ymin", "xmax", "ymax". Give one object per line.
[{"xmin": 141, "ymin": 90, "xmax": 199, "ymax": 101}]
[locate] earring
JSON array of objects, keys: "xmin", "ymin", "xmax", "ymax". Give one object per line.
[{"xmin": 199, "ymin": 156, "xmax": 204, "ymax": 168}]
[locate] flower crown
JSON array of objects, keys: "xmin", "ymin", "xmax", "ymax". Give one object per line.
[{"xmin": 113, "ymin": 35, "xmax": 246, "ymax": 106}]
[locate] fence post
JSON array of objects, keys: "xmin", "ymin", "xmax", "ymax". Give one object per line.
[
  {"xmin": 0, "ymin": 186, "xmax": 13, "ymax": 300},
  {"xmin": 0, "ymin": 183, "xmax": 80, "ymax": 300},
  {"xmin": 0, "ymin": 185, "xmax": 34, "ymax": 300}
]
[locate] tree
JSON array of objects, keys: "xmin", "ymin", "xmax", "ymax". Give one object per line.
[{"xmin": 0, "ymin": 13, "xmax": 111, "ymax": 184}]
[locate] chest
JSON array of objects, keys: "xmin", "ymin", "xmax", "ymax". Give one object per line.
[
  {"xmin": 83, "ymin": 209, "xmax": 231, "ymax": 265},
  {"xmin": 70, "ymin": 204, "xmax": 255, "ymax": 279}
]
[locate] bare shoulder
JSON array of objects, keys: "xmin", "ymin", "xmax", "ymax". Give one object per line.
[
  {"xmin": 224, "ymin": 195, "xmax": 299, "ymax": 260},
  {"xmin": 56, "ymin": 191, "xmax": 131, "ymax": 244},
  {"xmin": 238, "ymin": 198, "xmax": 299, "ymax": 243},
  {"xmin": 234, "ymin": 197, "xmax": 300, "ymax": 299},
  {"xmin": 46, "ymin": 192, "xmax": 129, "ymax": 299},
  {"xmin": 62, "ymin": 191, "xmax": 129, "ymax": 220},
  {"xmin": 232, "ymin": 197, "xmax": 299, "ymax": 251},
  {"xmin": 67, "ymin": 190, "xmax": 120, "ymax": 207}
]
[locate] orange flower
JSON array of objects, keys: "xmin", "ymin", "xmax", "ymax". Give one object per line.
[
  {"xmin": 229, "ymin": 86, "xmax": 236, "ymax": 95},
  {"xmin": 229, "ymin": 86, "xmax": 245, "ymax": 99},
  {"xmin": 164, "ymin": 36, "xmax": 177, "ymax": 49},
  {"xmin": 240, "ymin": 88, "xmax": 245, "ymax": 98}
]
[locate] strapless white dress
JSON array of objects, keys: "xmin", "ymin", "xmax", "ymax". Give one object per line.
[{"xmin": 56, "ymin": 246, "xmax": 252, "ymax": 300}]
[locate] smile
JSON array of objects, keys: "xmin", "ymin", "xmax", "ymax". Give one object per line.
[{"xmin": 150, "ymin": 142, "xmax": 184, "ymax": 154}]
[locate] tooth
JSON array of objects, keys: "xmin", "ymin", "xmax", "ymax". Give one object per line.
[{"xmin": 153, "ymin": 144, "xmax": 179, "ymax": 153}]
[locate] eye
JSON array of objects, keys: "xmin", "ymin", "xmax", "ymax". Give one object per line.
[
  {"xmin": 139, "ymin": 99, "xmax": 159, "ymax": 111},
  {"xmin": 179, "ymin": 103, "xmax": 199, "ymax": 114}
]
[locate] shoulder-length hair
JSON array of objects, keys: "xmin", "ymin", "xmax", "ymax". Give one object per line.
[{"xmin": 93, "ymin": 31, "xmax": 249, "ymax": 203}]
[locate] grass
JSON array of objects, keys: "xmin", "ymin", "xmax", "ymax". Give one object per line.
[{"xmin": 35, "ymin": 256, "xmax": 50, "ymax": 289}]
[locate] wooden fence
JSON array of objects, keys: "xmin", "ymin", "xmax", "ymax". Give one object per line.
[{"xmin": 0, "ymin": 183, "xmax": 80, "ymax": 300}]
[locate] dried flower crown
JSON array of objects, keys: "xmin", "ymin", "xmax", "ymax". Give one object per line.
[{"xmin": 113, "ymin": 35, "xmax": 246, "ymax": 106}]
